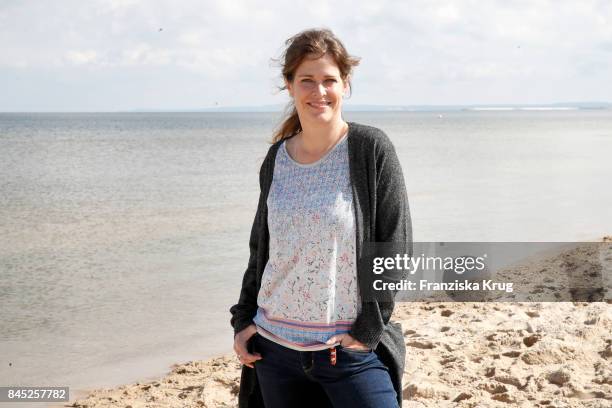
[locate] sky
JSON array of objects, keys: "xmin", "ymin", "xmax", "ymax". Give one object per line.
[{"xmin": 0, "ymin": 0, "xmax": 610, "ymax": 112}]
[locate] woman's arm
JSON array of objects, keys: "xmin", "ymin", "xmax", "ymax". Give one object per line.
[
  {"xmin": 374, "ymin": 133, "xmax": 412, "ymax": 249},
  {"xmin": 349, "ymin": 131, "xmax": 412, "ymax": 349},
  {"xmin": 229, "ymin": 152, "xmax": 271, "ymax": 336}
]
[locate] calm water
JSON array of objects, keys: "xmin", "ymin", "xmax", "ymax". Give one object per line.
[{"xmin": 1, "ymin": 111, "xmax": 611, "ymax": 395}]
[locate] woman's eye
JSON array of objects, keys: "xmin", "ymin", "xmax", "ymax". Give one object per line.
[{"xmin": 302, "ymin": 79, "xmax": 314, "ymax": 83}]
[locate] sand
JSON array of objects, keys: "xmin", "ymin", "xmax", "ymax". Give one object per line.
[{"xmin": 62, "ymin": 241, "xmax": 612, "ymax": 408}]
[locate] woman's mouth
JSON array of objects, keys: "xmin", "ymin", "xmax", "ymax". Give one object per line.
[{"xmin": 307, "ymin": 101, "xmax": 331, "ymax": 108}]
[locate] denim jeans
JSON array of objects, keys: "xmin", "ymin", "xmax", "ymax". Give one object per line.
[{"xmin": 252, "ymin": 333, "xmax": 399, "ymax": 408}]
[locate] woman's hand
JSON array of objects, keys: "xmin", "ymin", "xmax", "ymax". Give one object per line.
[
  {"xmin": 233, "ymin": 324, "xmax": 262, "ymax": 368},
  {"xmin": 325, "ymin": 333, "xmax": 371, "ymax": 351}
]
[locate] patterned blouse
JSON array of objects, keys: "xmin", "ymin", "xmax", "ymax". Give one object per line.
[{"xmin": 253, "ymin": 130, "xmax": 361, "ymax": 351}]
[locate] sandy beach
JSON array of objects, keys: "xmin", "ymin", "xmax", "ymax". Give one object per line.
[{"xmin": 62, "ymin": 240, "xmax": 611, "ymax": 408}]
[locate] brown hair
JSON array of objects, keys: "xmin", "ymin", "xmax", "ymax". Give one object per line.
[{"xmin": 271, "ymin": 28, "xmax": 361, "ymax": 144}]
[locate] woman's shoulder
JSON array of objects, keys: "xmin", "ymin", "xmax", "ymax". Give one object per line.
[
  {"xmin": 257, "ymin": 138, "xmax": 284, "ymax": 176},
  {"xmin": 347, "ymin": 121, "xmax": 396, "ymax": 153}
]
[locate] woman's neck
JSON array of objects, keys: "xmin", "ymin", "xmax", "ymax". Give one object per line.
[{"xmin": 297, "ymin": 120, "xmax": 349, "ymax": 156}]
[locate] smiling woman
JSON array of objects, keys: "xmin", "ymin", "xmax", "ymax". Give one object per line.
[
  {"xmin": 272, "ymin": 29, "xmax": 360, "ymax": 147},
  {"xmin": 289, "ymin": 54, "xmax": 347, "ymax": 119},
  {"xmin": 230, "ymin": 28, "xmax": 412, "ymax": 408},
  {"xmin": 283, "ymin": 54, "xmax": 350, "ymax": 164}
]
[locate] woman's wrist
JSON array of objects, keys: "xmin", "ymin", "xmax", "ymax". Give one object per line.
[
  {"xmin": 341, "ymin": 334, "xmax": 370, "ymax": 350},
  {"xmin": 240, "ymin": 324, "xmax": 257, "ymax": 338}
]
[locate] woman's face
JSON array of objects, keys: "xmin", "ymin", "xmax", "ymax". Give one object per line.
[{"xmin": 286, "ymin": 53, "xmax": 349, "ymax": 127}]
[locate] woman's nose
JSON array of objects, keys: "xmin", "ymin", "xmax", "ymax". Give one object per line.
[{"xmin": 314, "ymin": 83, "xmax": 326, "ymax": 95}]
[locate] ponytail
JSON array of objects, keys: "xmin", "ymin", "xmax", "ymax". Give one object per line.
[{"xmin": 271, "ymin": 105, "xmax": 301, "ymax": 144}]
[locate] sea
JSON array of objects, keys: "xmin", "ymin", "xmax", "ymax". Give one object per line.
[{"xmin": 1, "ymin": 110, "xmax": 611, "ymax": 398}]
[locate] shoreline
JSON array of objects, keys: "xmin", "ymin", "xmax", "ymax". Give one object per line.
[{"xmin": 62, "ymin": 240, "xmax": 611, "ymax": 407}]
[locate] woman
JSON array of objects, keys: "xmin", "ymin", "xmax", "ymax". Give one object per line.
[{"xmin": 230, "ymin": 28, "xmax": 412, "ymax": 408}]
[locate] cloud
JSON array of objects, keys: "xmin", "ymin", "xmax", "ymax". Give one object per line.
[
  {"xmin": 121, "ymin": 44, "xmax": 171, "ymax": 66},
  {"xmin": 65, "ymin": 50, "xmax": 99, "ymax": 65},
  {"xmin": 0, "ymin": 0, "xmax": 610, "ymax": 110}
]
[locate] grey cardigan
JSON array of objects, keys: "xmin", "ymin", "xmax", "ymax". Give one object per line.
[{"xmin": 230, "ymin": 121, "xmax": 413, "ymax": 408}]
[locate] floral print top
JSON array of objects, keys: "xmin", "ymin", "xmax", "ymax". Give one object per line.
[{"xmin": 253, "ymin": 130, "xmax": 361, "ymax": 351}]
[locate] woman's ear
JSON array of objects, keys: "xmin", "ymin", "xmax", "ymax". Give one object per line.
[
  {"xmin": 343, "ymin": 76, "xmax": 351, "ymax": 97},
  {"xmin": 285, "ymin": 79, "xmax": 294, "ymax": 98}
]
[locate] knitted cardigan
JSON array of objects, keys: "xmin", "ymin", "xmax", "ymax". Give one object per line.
[{"xmin": 230, "ymin": 121, "xmax": 413, "ymax": 407}]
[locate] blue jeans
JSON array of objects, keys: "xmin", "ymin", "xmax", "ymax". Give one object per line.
[{"xmin": 252, "ymin": 333, "xmax": 399, "ymax": 408}]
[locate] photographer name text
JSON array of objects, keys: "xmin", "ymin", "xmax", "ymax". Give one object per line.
[{"xmin": 373, "ymin": 279, "xmax": 514, "ymax": 293}]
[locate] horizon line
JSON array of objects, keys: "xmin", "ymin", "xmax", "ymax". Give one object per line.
[{"xmin": 1, "ymin": 101, "xmax": 610, "ymax": 114}]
